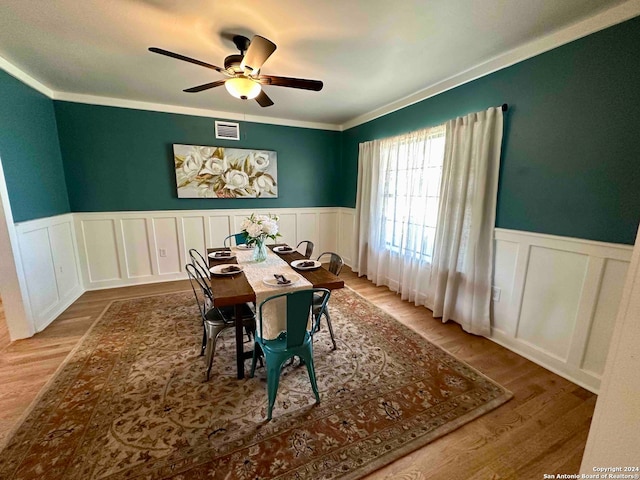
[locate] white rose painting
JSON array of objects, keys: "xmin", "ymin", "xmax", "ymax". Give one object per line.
[{"xmin": 173, "ymin": 144, "xmax": 278, "ymax": 198}]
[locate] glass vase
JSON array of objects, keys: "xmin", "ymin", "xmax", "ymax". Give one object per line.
[{"xmin": 252, "ymin": 238, "xmax": 268, "ymax": 262}]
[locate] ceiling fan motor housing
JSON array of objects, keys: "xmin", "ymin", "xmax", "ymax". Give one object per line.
[{"xmin": 224, "ymin": 54, "xmax": 243, "ymax": 73}]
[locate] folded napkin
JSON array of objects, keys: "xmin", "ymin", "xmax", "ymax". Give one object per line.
[
  {"xmin": 215, "ymin": 251, "xmax": 232, "ymax": 258},
  {"xmin": 298, "ymin": 261, "xmax": 315, "ymax": 268},
  {"xmin": 274, "ymin": 274, "xmax": 291, "ymax": 285},
  {"xmin": 278, "ymin": 246, "xmax": 293, "ymax": 252},
  {"xmin": 221, "ymin": 265, "xmax": 241, "ymax": 273}
]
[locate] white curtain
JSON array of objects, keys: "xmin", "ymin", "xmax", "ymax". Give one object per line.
[
  {"xmin": 353, "ymin": 107, "xmax": 503, "ymax": 336},
  {"xmin": 353, "ymin": 139, "xmax": 382, "ymax": 278},
  {"xmin": 353, "ymin": 125, "xmax": 445, "ymax": 298}
]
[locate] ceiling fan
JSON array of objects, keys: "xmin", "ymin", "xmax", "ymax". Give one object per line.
[{"xmin": 149, "ymin": 35, "xmax": 323, "ymax": 107}]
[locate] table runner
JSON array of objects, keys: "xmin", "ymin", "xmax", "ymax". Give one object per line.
[{"xmin": 233, "ymin": 246, "xmax": 312, "ymax": 339}]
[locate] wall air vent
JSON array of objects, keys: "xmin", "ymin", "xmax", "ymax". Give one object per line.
[{"xmin": 215, "ymin": 121, "xmax": 240, "ymax": 140}]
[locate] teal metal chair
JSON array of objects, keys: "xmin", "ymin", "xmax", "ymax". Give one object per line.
[
  {"xmin": 250, "ymin": 288, "xmax": 331, "ymax": 421},
  {"xmin": 223, "ymin": 232, "xmax": 248, "ymax": 247}
]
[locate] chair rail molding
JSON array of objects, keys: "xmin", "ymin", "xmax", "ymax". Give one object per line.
[
  {"xmin": 337, "ymin": 208, "xmax": 632, "ymax": 393},
  {"xmin": 12, "ymin": 205, "xmax": 631, "ymax": 393},
  {"xmin": 73, "ymin": 207, "xmax": 347, "ymax": 291}
]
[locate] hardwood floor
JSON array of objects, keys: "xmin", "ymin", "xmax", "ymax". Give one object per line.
[{"xmin": 0, "ymin": 270, "xmax": 596, "ymax": 478}]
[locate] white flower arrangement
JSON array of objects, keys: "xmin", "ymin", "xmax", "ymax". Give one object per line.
[
  {"xmin": 240, "ymin": 213, "xmax": 281, "ymax": 245},
  {"xmin": 174, "ymin": 145, "xmax": 277, "ymax": 198}
]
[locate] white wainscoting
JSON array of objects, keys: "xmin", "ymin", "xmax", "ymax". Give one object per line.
[
  {"xmin": 491, "ymin": 228, "xmax": 632, "ymax": 393},
  {"xmin": 14, "ymin": 207, "xmax": 631, "ymax": 393},
  {"xmin": 337, "ymin": 208, "xmax": 632, "ymax": 393},
  {"xmin": 74, "ymin": 208, "xmax": 345, "ymax": 290},
  {"xmin": 14, "ymin": 214, "xmax": 83, "ymax": 333}
]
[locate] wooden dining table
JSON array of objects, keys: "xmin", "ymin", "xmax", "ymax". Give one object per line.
[{"xmin": 207, "ymin": 244, "xmax": 344, "ymax": 379}]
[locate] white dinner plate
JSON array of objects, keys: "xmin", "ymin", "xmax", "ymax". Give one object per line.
[
  {"xmin": 208, "ymin": 251, "xmax": 236, "ymax": 260},
  {"xmin": 273, "ymin": 246, "xmax": 295, "ymax": 253},
  {"xmin": 290, "ymin": 259, "xmax": 321, "ymax": 270},
  {"xmin": 210, "ymin": 264, "xmax": 244, "ymax": 275},
  {"xmin": 262, "ymin": 273, "xmax": 300, "ymax": 287},
  {"xmin": 236, "ymin": 244, "xmax": 254, "ymax": 250}
]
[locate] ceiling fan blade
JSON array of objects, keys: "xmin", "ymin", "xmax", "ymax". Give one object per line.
[
  {"xmin": 259, "ymin": 75, "xmax": 323, "ymax": 91},
  {"xmin": 149, "ymin": 47, "xmax": 227, "ymax": 74},
  {"xmin": 241, "ymin": 35, "xmax": 277, "ymax": 74},
  {"xmin": 255, "ymin": 90, "xmax": 274, "ymax": 107},
  {"xmin": 183, "ymin": 80, "xmax": 226, "ymax": 93}
]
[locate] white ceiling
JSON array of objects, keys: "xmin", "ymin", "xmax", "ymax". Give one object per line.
[{"xmin": 0, "ymin": 0, "xmax": 636, "ymax": 128}]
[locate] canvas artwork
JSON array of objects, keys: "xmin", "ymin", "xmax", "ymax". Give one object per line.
[{"xmin": 173, "ymin": 144, "xmax": 278, "ymax": 198}]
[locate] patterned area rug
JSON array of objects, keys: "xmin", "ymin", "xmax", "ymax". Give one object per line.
[{"xmin": 0, "ymin": 288, "xmax": 512, "ymax": 479}]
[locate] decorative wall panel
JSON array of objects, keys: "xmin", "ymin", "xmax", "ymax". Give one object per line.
[
  {"xmin": 15, "ymin": 214, "xmax": 82, "ymax": 332},
  {"xmin": 16, "ymin": 209, "xmax": 632, "ymax": 393}
]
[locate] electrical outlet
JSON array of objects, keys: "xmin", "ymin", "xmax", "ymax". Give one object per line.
[
  {"xmin": 491, "ymin": 286, "xmax": 501, "ymax": 302},
  {"xmin": 159, "ymin": 248, "xmax": 167, "ymax": 257}
]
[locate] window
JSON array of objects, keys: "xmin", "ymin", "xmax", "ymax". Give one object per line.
[{"xmin": 380, "ymin": 126, "xmax": 445, "ymax": 261}]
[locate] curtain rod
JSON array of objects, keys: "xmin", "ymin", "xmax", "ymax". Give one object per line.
[{"xmin": 501, "ymin": 103, "xmax": 509, "ymax": 112}]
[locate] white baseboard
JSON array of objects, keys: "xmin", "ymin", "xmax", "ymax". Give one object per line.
[
  {"xmin": 339, "ymin": 208, "xmax": 632, "ymax": 393},
  {"xmin": 35, "ymin": 285, "xmax": 84, "ymax": 331},
  {"xmin": 14, "ymin": 208, "xmax": 632, "ymax": 394},
  {"xmin": 490, "ymin": 330, "xmax": 601, "ymax": 394},
  {"xmin": 80, "ymin": 272, "xmax": 188, "ymax": 291},
  {"xmin": 491, "ymin": 228, "xmax": 632, "ymax": 393},
  {"xmin": 14, "ymin": 213, "xmax": 83, "ymax": 333}
]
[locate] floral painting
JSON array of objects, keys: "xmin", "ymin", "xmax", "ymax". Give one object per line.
[{"xmin": 173, "ymin": 144, "xmax": 278, "ymax": 198}]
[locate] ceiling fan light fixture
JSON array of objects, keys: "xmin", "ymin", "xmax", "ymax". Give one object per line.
[
  {"xmin": 225, "ymin": 77, "xmax": 261, "ymax": 100},
  {"xmin": 150, "ymin": 34, "xmax": 322, "ymax": 108}
]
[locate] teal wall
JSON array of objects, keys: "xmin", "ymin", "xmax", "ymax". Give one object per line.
[
  {"xmin": 54, "ymin": 102, "xmax": 341, "ymax": 212},
  {"xmin": 2, "ymin": 16, "xmax": 639, "ymax": 244},
  {"xmin": 341, "ymin": 16, "xmax": 640, "ymax": 245},
  {"xmin": 0, "ymin": 70, "xmax": 69, "ymax": 222}
]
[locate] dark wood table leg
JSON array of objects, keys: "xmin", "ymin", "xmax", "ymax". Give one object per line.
[{"xmin": 235, "ymin": 303, "xmax": 245, "ymax": 379}]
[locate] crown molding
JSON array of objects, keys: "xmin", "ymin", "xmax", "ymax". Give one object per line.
[
  {"xmin": 340, "ymin": 0, "xmax": 640, "ymax": 130},
  {"xmin": 52, "ymin": 91, "xmax": 341, "ymax": 131},
  {"xmin": 0, "ymin": 54, "xmax": 54, "ymax": 98},
  {"xmin": 0, "ymin": 58, "xmax": 340, "ymax": 131},
  {"xmin": 2, "ymin": 0, "xmax": 639, "ymax": 132},
  {"xmin": 0, "ymin": 56, "xmax": 340, "ymax": 131}
]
